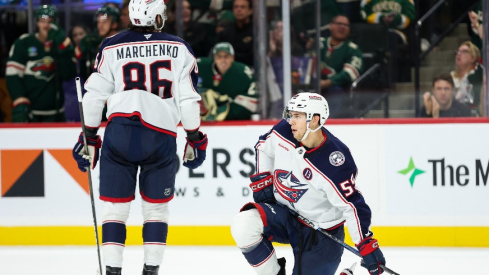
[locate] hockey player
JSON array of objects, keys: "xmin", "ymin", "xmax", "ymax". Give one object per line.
[
  {"xmin": 71, "ymin": 0, "xmax": 207, "ymax": 274},
  {"xmin": 75, "ymin": 5, "xmax": 120, "ymax": 80},
  {"xmin": 6, "ymin": 4, "xmax": 76, "ymax": 122},
  {"xmin": 231, "ymin": 93, "xmax": 385, "ymax": 275},
  {"xmin": 197, "ymin": 42, "xmax": 257, "ymax": 121}
]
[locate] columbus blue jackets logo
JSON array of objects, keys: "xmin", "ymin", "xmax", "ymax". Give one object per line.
[
  {"xmin": 274, "ymin": 170, "xmax": 308, "ymax": 208},
  {"xmin": 329, "ymin": 151, "xmax": 345, "ymax": 166}
]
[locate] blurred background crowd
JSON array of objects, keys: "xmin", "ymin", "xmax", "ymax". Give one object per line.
[{"xmin": 0, "ymin": 0, "xmax": 486, "ymax": 122}]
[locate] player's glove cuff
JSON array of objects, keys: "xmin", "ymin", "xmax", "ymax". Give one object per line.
[
  {"xmin": 249, "ymin": 172, "xmax": 275, "ymax": 203},
  {"xmin": 183, "ymin": 131, "xmax": 208, "ymax": 169}
]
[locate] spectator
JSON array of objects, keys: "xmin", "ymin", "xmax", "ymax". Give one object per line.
[
  {"xmin": 75, "ymin": 5, "xmax": 120, "ymax": 80},
  {"xmin": 70, "ymin": 24, "xmax": 88, "ymax": 48},
  {"xmin": 6, "ymin": 5, "xmax": 76, "ymax": 122},
  {"xmin": 361, "ymin": 0, "xmax": 415, "ymax": 82},
  {"xmin": 421, "ymin": 73, "xmax": 472, "ymax": 118},
  {"xmin": 451, "ymin": 41, "xmax": 484, "ymax": 116},
  {"xmin": 360, "ymin": 0, "xmax": 415, "ymax": 33},
  {"xmin": 268, "ymin": 20, "xmax": 306, "ymax": 58},
  {"xmin": 119, "ymin": 1, "xmax": 130, "ymax": 30},
  {"xmin": 217, "ymin": 0, "xmax": 254, "ymax": 67},
  {"xmin": 164, "ymin": 0, "xmax": 209, "ymax": 57},
  {"xmin": 317, "ymin": 15, "xmax": 363, "ymax": 118},
  {"xmin": 197, "ymin": 42, "xmax": 257, "ymax": 121}
]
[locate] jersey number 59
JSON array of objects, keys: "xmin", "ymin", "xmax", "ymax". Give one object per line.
[{"xmin": 122, "ymin": 60, "xmax": 173, "ymax": 99}]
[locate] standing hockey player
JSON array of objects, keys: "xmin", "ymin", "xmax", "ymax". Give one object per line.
[
  {"xmin": 6, "ymin": 4, "xmax": 76, "ymax": 122},
  {"xmin": 230, "ymin": 93, "xmax": 385, "ymax": 275},
  {"xmin": 71, "ymin": 0, "xmax": 208, "ymax": 274}
]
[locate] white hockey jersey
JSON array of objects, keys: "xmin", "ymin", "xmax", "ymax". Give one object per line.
[
  {"xmin": 83, "ymin": 31, "xmax": 201, "ymax": 136},
  {"xmin": 255, "ymin": 119, "xmax": 373, "ymax": 244}
]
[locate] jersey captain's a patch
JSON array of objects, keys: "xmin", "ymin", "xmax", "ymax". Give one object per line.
[
  {"xmin": 274, "ymin": 170, "xmax": 308, "ymax": 208},
  {"xmin": 329, "ymin": 151, "xmax": 345, "ymax": 166}
]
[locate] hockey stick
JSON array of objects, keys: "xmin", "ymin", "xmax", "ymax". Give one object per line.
[
  {"xmin": 76, "ymin": 77, "xmax": 103, "ymax": 275},
  {"xmin": 296, "ymin": 215, "xmax": 400, "ymax": 275}
]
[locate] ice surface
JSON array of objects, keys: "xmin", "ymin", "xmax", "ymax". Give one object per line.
[{"xmin": 0, "ymin": 245, "xmax": 487, "ymax": 274}]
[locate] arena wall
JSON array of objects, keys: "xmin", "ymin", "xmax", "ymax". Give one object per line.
[{"xmin": 1, "ymin": 118, "xmax": 488, "ymax": 247}]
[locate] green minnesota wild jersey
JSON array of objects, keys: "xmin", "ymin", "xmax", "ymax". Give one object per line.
[
  {"xmin": 361, "ymin": 0, "xmax": 415, "ymax": 30},
  {"xmin": 319, "ymin": 37, "xmax": 363, "ymax": 88},
  {"xmin": 6, "ymin": 32, "xmax": 75, "ymax": 112},
  {"xmin": 197, "ymin": 57, "xmax": 257, "ymax": 120}
]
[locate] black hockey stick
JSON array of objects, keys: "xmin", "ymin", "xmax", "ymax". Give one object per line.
[
  {"xmin": 76, "ymin": 77, "xmax": 103, "ymax": 275},
  {"xmin": 297, "ymin": 215, "xmax": 400, "ymax": 275}
]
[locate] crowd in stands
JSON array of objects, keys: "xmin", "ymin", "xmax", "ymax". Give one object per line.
[{"xmin": 0, "ymin": 0, "xmax": 486, "ymax": 123}]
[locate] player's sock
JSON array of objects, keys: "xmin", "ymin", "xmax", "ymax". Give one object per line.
[
  {"xmin": 102, "ymin": 202, "xmax": 131, "ymax": 268},
  {"xmin": 142, "ymin": 201, "xmax": 169, "ymax": 266}
]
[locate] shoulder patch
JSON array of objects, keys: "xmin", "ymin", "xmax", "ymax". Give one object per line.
[
  {"xmin": 348, "ymin": 42, "xmax": 358, "ymax": 49},
  {"xmin": 329, "ymin": 151, "xmax": 345, "ymax": 166}
]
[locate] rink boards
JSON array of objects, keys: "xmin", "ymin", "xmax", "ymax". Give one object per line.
[{"xmin": 0, "ymin": 118, "xmax": 488, "ymax": 247}]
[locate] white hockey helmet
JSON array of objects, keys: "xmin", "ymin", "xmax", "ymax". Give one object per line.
[
  {"xmin": 283, "ymin": 92, "xmax": 329, "ymax": 141},
  {"xmin": 129, "ymin": 0, "xmax": 167, "ymax": 31}
]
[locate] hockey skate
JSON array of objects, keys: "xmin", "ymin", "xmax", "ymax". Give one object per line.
[
  {"xmin": 106, "ymin": 266, "xmax": 121, "ymax": 275},
  {"xmin": 142, "ymin": 264, "xmax": 159, "ymax": 275},
  {"xmin": 277, "ymin": 257, "xmax": 286, "ymax": 275}
]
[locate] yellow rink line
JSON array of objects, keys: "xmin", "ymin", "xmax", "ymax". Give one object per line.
[{"xmin": 1, "ymin": 226, "xmax": 489, "ymax": 247}]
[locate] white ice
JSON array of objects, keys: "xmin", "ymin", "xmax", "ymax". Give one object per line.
[{"xmin": 0, "ymin": 245, "xmax": 487, "ymax": 274}]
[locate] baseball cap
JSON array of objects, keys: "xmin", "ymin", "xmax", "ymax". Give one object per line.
[{"xmin": 213, "ymin": 42, "xmax": 235, "ymax": 56}]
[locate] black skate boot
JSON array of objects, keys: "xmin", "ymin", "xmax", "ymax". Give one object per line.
[
  {"xmin": 277, "ymin": 257, "xmax": 286, "ymax": 275},
  {"xmin": 142, "ymin": 264, "xmax": 159, "ymax": 275},
  {"xmin": 106, "ymin": 266, "xmax": 121, "ymax": 275}
]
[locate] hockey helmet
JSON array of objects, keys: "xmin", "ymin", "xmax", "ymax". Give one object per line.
[
  {"xmin": 96, "ymin": 5, "xmax": 121, "ymax": 23},
  {"xmin": 35, "ymin": 5, "xmax": 58, "ymax": 20},
  {"xmin": 283, "ymin": 92, "xmax": 329, "ymax": 140},
  {"xmin": 129, "ymin": 0, "xmax": 167, "ymax": 30}
]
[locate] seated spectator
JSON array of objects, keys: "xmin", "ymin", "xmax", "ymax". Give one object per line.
[
  {"xmin": 197, "ymin": 42, "xmax": 257, "ymax": 121},
  {"xmin": 217, "ymin": 0, "xmax": 254, "ymax": 67},
  {"xmin": 361, "ymin": 0, "xmax": 415, "ymax": 82},
  {"xmin": 6, "ymin": 5, "xmax": 76, "ymax": 122},
  {"xmin": 317, "ymin": 15, "xmax": 363, "ymax": 118},
  {"xmin": 164, "ymin": 0, "xmax": 209, "ymax": 57},
  {"xmin": 451, "ymin": 41, "xmax": 484, "ymax": 116},
  {"xmin": 421, "ymin": 73, "xmax": 471, "ymax": 118}
]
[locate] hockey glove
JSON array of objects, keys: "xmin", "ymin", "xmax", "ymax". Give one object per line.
[
  {"xmin": 11, "ymin": 102, "xmax": 31, "ymax": 123},
  {"xmin": 249, "ymin": 172, "xmax": 276, "ymax": 204},
  {"xmin": 72, "ymin": 132, "xmax": 102, "ymax": 172},
  {"xmin": 183, "ymin": 131, "xmax": 208, "ymax": 169},
  {"xmin": 356, "ymin": 237, "xmax": 385, "ymax": 275}
]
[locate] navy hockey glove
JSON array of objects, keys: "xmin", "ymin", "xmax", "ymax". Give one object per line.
[
  {"xmin": 357, "ymin": 237, "xmax": 385, "ymax": 275},
  {"xmin": 249, "ymin": 172, "xmax": 276, "ymax": 204},
  {"xmin": 183, "ymin": 131, "xmax": 208, "ymax": 169},
  {"xmin": 72, "ymin": 132, "xmax": 102, "ymax": 172}
]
